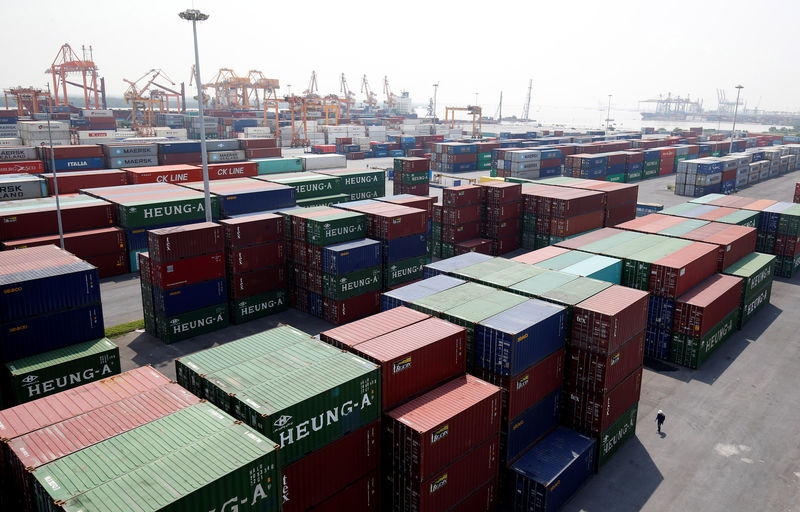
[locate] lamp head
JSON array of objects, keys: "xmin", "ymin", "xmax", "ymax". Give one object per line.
[{"xmin": 179, "ymin": 9, "xmax": 209, "ymax": 21}]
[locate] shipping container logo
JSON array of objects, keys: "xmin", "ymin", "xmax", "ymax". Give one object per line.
[
  {"xmin": 393, "ymin": 357, "xmax": 412, "ymax": 374},
  {"xmin": 429, "ymin": 474, "xmax": 448, "ymax": 494},
  {"xmin": 516, "ymin": 375, "xmax": 529, "ymax": 390},
  {"xmin": 431, "ymin": 424, "xmax": 449, "ymax": 443},
  {"xmin": 22, "ymin": 375, "xmax": 38, "ymax": 384},
  {"xmin": 611, "ymin": 352, "xmax": 620, "ymax": 366},
  {"xmin": 273, "ymin": 414, "xmax": 292, "ymax": 428}
]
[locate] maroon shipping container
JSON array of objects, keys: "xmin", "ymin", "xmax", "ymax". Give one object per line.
[
  {"xmin": 293, "ymin": 263, "xmax": 322, "ymax": 294},
  {"xmin": 378, "ymin": 195, "xmax": 435, "ymax": 217},
  {"xmin": 384, "ymin": 375, "xmax": 501, "ymax": 482},
  {"xmin": 363, "ymin": 206, "xmax": 428, "ymax": 240},
  {"xmin": 393, "ymin": 183, "xmax": 429, "ymax": 196},
  {"xmin": 492, "ymin": 236, "xmax": 520, "ymax": 255},
  {"xmin": 349, "ymin": 318, "xmax": 467, "ymax": 411},
  {"xmin": 320, "ymin": 306, "xmax": 430, "ymax": 349},
  {"xmin": 0, "ymin": 197, "xmax": 115, "ymax": 241},
  {"xmin": 239, "ymin": 138, "xmax": 278, "ymax": 149},
  {"xmin": 389, "ymin": 434, "xmax": 500, "ymax": 512},
  {"xmin": 245, "ymin": 147, "xmax": 282, "ymax": 159},
  {"xmin": 473, "ymin": 348, "xmax": 565, "ymax": 421},
  {"xmin": 511, "ymin": 246, "xmax": 571, "ymax": 265},
  {"xmin": 563, "ymin": 366, "xmax": 642, "ymax": 435},
  {"xmin": 484, "ymin": 202, "xmax": 523, "ymax": 223},
  {"xmin": 455, "ymin": 238, "xmax": 494, "ymax": 256},
  {"xmin": 449, "ymin": 477, "xmax": 498, "ymax": 512},
  {"xmin": 229, "ymin": 265, "xmax": 287, "ymax": 300},
  {"xmin": 282, "ymin": 421, "xmax": 380, "ymax": 512},
  {"xmin": 84, "ymin": 251, "xmax": 129, "ymax": 278},
  {"xmin": 150, "ymin": 252, "xmax": 225, "ymax": 289},
  {"xmin": 49, "ymin": 145, "xmax": 103, "ymax": 159},
  {"xmin": 444, "ymin": 153, "xmax": 478, "ymax": 164},
  {"xmin": 649, "ymin": 242, "xmax": 719, "ymax": 298},
  {"xmin": 397, "ymin": 157, "xmax": 429, "ymax": 172},
  {"xmin": 443, "ymin": 185, "xmax": 482, "ymax": 207},
  {"xmin": 550, "ymin": 212, "xmax": 604, "ymax": 238},
  {"xmin": 0, "ymin": 160, "xmax": 45, "ymax": 174},
  {"xmin": 41, "ymin": 169, "xmax": 128, "ymax": 195},
  {"xmin": 5, "ymin": 384, "xmax": 198, "ymax": 510},
  {"xmin": 482, "ymin": 218, "xmax": 522, "ymax": 239},
  {"xmin": 775, "ymin": 234, "xmax": 800, "ymax": 256},
  {"xmin": 310, "ymin": 470, "xmax": 380, "ymax": 512},
  {"xmin": 605, "ymin": 203, "xmax": 637, "ymax": 226},
  {"xmin": 567, "ymin": 330, "xmax": 644, "ymax": 394},
  {"xmin": 323, "ymin": 290, "xmax": 381, "ymax": 324},
  {"xmin": 672, "ymin": 274, "xmax": 743, "ymax": 338},
  {"xmin": 480, "ymin": 181, "xmax": 522, "ymax": 204},
  {"xmin": 2, "ymin": 226, "xmax": 125, "ymax": 256},
  {"xmin": 442, "ymin": 221, "xmax": 481, "ymax": 244},
  {"xmin": 571, "ymin": 286, "xmax": 650, "ymax": 355},
  {"xmin": 681, "ymin": 224, "xmax": 757, "ymax": 271},
  {"xmin": 207, "ymin": 161, "xmax": 258, "ymax": 180},
  {"xmin": 226, "ymin": 241, "xmax": 285, "ymax": 273},
  {"xmin": 433, "ymin": 204, "xmax": 442, "ymax": 224},
  {"xmin": 125, "ymin": 164, "xmax": 203, "ymax": 184},
  {"xmin": 442, "ymin": 204, "xmax": 482, "ymax": 225},
  {"xmin": 147, "ymin": 222, "xmax": 224, "ymax": 262},
  {"xmin": 158, "ymin": 152, "xmax": 201, "ymax": 165},
  {"xmin": 219, "ymin": 213, "xmax": 284, "ymax": 248}
]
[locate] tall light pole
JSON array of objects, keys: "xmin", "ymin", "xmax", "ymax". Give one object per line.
[
  {"xmin": 432, "ymin": 82, "xmax": 439, "ymax": 123},
  {"xmin": 45, "ymin": 84, "xmax": 64, "ymax": 249},
  {"xmin": 606, "ymin": 94, "xmax": 612, "ymax": 131},
  {"xmin": 474, "ymin": 92, "xmax": 479, "ymax": 106},
  {"xmin": 730, "ymin": 85, "xmax": 744, "ymax": 154},
  {"xmin": 179, "ymin": 8, "xmax": 212, "ymax": 222}
]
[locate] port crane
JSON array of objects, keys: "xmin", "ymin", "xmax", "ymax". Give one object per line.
[
  {"xmin": 46, "ymin": 43, "xmax": 106, "ymax": 110},
  {"xmin": 521, "ymin": 79, "xmax": 532, "ymax": 121},
  {"xmin": 383, "ymin": 76, "xmax": 398, "ymax": 109},
  {"xmin": 361, "ymin": 75, "xmax": 378, "ymax": 108},
  {"xmin": 3, "ymin": 86, "xmax": 52, "ymax": 116},
  {"xmin": 123, "ymin": 69, "xmax": 185, "ymax": 128},
  {"xmin": 445, "ymin": 105, "xmax": 482, "ymax": 138},
  {"xmin": 304, "ymin": 71, "xmax": 319, "ymax": 98},
  {"xmin": 247, "ymin": 70, "xmax": 280, "ymax": 136}
]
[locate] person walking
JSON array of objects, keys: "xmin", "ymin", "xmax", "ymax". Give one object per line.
[{"xmin": 656, "ymin": 410, "xmax": 666, "ymax": 433}]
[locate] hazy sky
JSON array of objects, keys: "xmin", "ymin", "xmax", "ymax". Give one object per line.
[{"xmin": 3, "ymin": 0, "xmax": 799, "ymax": 114}]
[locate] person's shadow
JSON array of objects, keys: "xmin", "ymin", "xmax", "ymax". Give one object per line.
[{"xmin": 659, "ymin": 432, "xmax": 667, "ymax": 438}]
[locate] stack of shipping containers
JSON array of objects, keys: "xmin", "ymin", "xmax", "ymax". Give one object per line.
[
  {"xmin": 315, "ymin": 167, "xmax": 386, "ymax": 201},
  {"xmin": 431, "ymin": 142, "xmax": 478, "ymax": 173},
  {"xmin": 521, "ymin": 184, "xmax": 606, "ymax": 249},
  {"xmin": 260, "ymin": 171, "xmax": 347, "ymax": 207},
  {"xmin": 0, "ymin": 246, "xmax": 118, "ymax": 408},
  {"xmin": 376, "ymin": 194, "xmax": 435, "ymax": 262},
  {"xmin": 480, "ymin": 181, "xmax": 522, "ymax": 255},
  {"xmin": 392, "ymin": 157, "xmax": 430, "ymax": 196},
  {"xmin": 435, "ymin": 184, "xmax": 484, "ymax": 258}
]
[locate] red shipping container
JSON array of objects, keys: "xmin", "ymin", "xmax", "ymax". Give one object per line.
[
  {"xmin": 378, "ymin": 195, "xmax": 435, "ymax": 217},
  {"xmin": 398, "ymin": 157, "xmax": 430, "ymax": 172},
  {"xmin": 549, "ymin": 211, "xmax": 603, "ymax": 237},
  {"xmin": 42, "ymin": 169, "xmax": 128, "ymax": 195},
  {"xmin": 444, "ymin": 153, "xmax": 477, "ymax": 164},
  {"xmin": 484, "ymin": 201, "xmax": 522, "ymax": 223},
  {"xmin": 672, "ymin": 274, "xmax": 743, "ymax": 338},
  {"xmin": 320, "ymin": 306, "xmax": 430, "ymax": 349},
  {"xmin": 482, "ymin": 184, "xmax": 522, "ymax": 206},
  {"xmin": 239, "ymin": 138, "xmax": 277, "ymax": 149},
  {"xmin": 2, "ymin": 226, "xmax": 125, "ymax": 256},
  {"xmin": 511, "ymin": 246, "xmax": 571, "ymax": 265},
  {"xmin": 147, "ymin": 222, "xmax": 224, "ymax": 262},
  {"xmin": 649, "ymin": 242, "xmax": 719, "ymax": 298},
  {"xmin": 577, "ymin": 181, "xmax": 639, "ymax": 208},
  {"xmin": 5, "ymin": 384, "xmax": 198, "ymax": 510},
  {"xmin": 393, "ymin": 183, "xmax": 429, "ymax": 196},
  {"xmin": 84, "ymin": 251, "xmax": 129, "ymax": 278},
  {"xmin": 219, "ymin": 213, "xmax": 284, "ymax": 249},
  {"xmin": 282, "ymin": 421, "xmax": 380, "ymax": 512},
  {"xmin": 681, "ymin": 223, "xmax": 756, "ymax": 271},
  {"xmin": 442, "ymin": 204, "xmax": 482, "ymax": 225},
  {"xmin": 207, "ymin": 161, "xmax": 258, "ymax": 180},
  {"xmin": 50, "ymin": 145, "xmax": 103, "ymax": 159},
  {"xmin": 567, "ymin": 330, "xmax": 644, "ymax": 394},
  {"xmin": 0, "ymin": 160, "xmax": 45, "ymax": 174},
  {"xmin": 0, "ymin": 198, "xmax": 115, "ymax": 241},
  {"xmin": 562, "ymin": 366, "xmax": 643, "ymax": 435},
  {"xmin": 349, "ymin": 318, "xmax": 467, "ymax": 411},
  {"xmin": 443, "ymin": 185, "xmax": 482, "ymax": 207},
  {"xmin": 492, "ymin": 235, "xmax": 520, "ymax": 255},
  {"xmin": 721, "ymin": 169, "xmax": 737, "ymax": 183},
  {"xmin": 246, "ymin": 147, "xmax": 282, "ymax": 158},
  {"xmin": 474, "ymin": 347, "xmax": 564, "ymax": 421},
  {"xmin": 226, "ymin": 241, "xmax": 285, "ymax": 273},
  {"xmin": 310, "ymin": 470, "xmax": 380, "ymax": 512},
  {"xmin": 482, "ymin": 218, "xmax": 521, "ymax": 239},
  {"xmin": 571, "ymin": 286, "xmax": 650, "ymax": 355},
  {"xmin": 605, "ymin": 203, "xmax": 637, "ymax": 226},
  {"xmin": 384, "ymin": 375, "xmax": 501, "ymax": 482},
  {"xmin": 335, "ymin": 137, "xmax": 353, "ymax": 145},
  {"xmin": 659, "ymin": 158, "xmax": 675, "ymax": 172},
  {"xmin": 126, "ymin": 164, "xmax": 203, "ymax": 184},
  {"xmin": 370, "ymin": 208, "xmax": 428, "ymax": 240},
  {"xmin": 775, "ymin": 234, "xmax": 800, "ymax": 256},
  {"xmin": 659, "ymin": 148, "xmax": 677, "ymax": 159},
  {"xmin": 449, "ymin": 477, "xmax": 498, "ymax": 512},
  {"xmin": 454, "ymin": 238, "xmax": 494, "ymax": 256},
  {"xmin": 541, "ymin": 157, "xmax": 562, "ymax": 168},
  {"xmin": 442, "ymin": 221, "xmax": 481, "ymax": 244},
  {"xmin": 323, "ymin": 290, "xmax": 381, "ymax": 324},
  {"xmin": 150, "ymin": 251, "xmax": 225, "ymax": 289},
  {"xmin": 229, "ymin": 265, "xmax": 287, "ymax": 300},
  {"xmin": 158, "ymin": 152, "xmax": 201, "ymax": 166},
  {"xmin": 389, "ymin": 434, "xmax": 500, "ymax": 512}
]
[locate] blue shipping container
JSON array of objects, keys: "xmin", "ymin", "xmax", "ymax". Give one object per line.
[
  {"xmin": 561, "ymin": 255, "xmax": 622, "ymax": 284},
  {"xmin": 206, "ymin": 139, "xmax": 241, "ymax": 151},
  {"xmin": 157, "ymin": 141, "xmax": 202, "ymax": 154},
  {"xmin": 503, "ymin": 389, "xmax": 561, "ymax": 464},
  {"xmin": 647, "ymin": 295, "xmax": 674, "ymax": 330},
  {"xmin": 218, "ymin": 186, "xmax": 296, "ymax": 217},
  {"xmin": 423, "ymin": 252, "xmax": 494, "ymax": 278},
  {"xmin": 1, "ymin": 303, "xmax": 104, "ymax": 360},
  {"xmin": 645, "ymin": 327, "xmax": 671, "ymax": 359},
  {"xmin": 308, "ymin": 291, "xmax": 323, "ymax": 317},
  {"xmin": 152, "ymin": 278, "xmax": 227, "ymax": 316},
  {"xmin": 383, "ymin": 234, "xmax": 427, "ymax": 263},
  {"xmin": 509, "ymin": 427, "xmax": 596, "ymax": 512},
  {"xmin": 0, "ymin": 262, "xmax": 100, "ymax": 322},
  {"xmin": 49, "ymin": 157, "xmax": 105, "ymax": 172},
  {"xmin": 475, "ymin": 299, "xmax": 566, "ymax": 377},
  {"xmin": 322, "ymin": 239, "xmax": 382, "ymax": 275}
]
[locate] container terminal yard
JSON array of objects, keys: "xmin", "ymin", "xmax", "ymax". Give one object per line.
[{"xmin": 2, "ymin": 4, "xmax": 800, "ymax": 512}]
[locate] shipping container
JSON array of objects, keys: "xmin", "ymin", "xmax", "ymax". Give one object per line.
[
  {"xmin": 230, "ymin": 288, "xmax": 287, "ymax": 324},
  {"xmin": 670, "ymin": 308, "xmax": 739, "ymax": 368},
  {"xmin": 323, "ymin": 290, "xmax": 382, "ymax": 324},
  {"xmin": 508, "ymin": 427, "xmax": 596, "ymax": 512},
  {"xmin": 0, "ymin": 174, "xmax": 45, "ymax": 200},
  {"xmin": 152, "ymin": 277, "xmax": 227, "ymax": 316},
  {"xmin": 384, "ymin": 375, "xmax": 501, "ymax": 481},
  {"xmin": 309, "ymin": 469, "xmax": 380, "ymax": 511},
  {"xmin": 570, "ymin": 286, "xmax": 650, "ymax": 355},
  {"xmin": 563, "ymin": 366, "xmax": 643, "ymax": 435},
  {"xmin": 649, "ymin": 242, "xmax": 720, "ymax": 298},
  {"xmin": 322, "ymin": 238, "xmax": 382, "ymax": 275},
  {"xmin": 596, "ymin": 401, "xmax": 638, "ymax": 470},
  {"xmin": 474, "ymin": 264, "xmax": 545, "ymax": 290},
  {"xmin": 672, "ymin": 274, "xmax": 742, "ymax": 338},
  {"xmin": 381, "ymin": 276, "xmax": 465, "ymax": 310},
  {"xmin": 722, "ymin": 252, "xmax": 776, "ymax": 301},
  {"xmin": 320, "ymin": 306, "xmax": 430, "ymax": 348},
  {"xmin": 226, "ymin": 241, "xmax": 285, "ymax": 273},
  {"xmin": 475, "ymin": 299, "xmax": 566, "ymax": 377},
  {"xmin": 154, "ymin": 303, "xmax": 228, "ymax": 343},
  {"xmin": 510, "ymin": 270, "xmax": 580, "ymax": 298},
  {"xmin": 0, "ymin": 195, "xmax": 115, "ymax": 241},
  {"xmin": 424, "ymin": 252, "xmax": 494, "ymax": 278},
  {"xmin": 180, "ymin": 178, "xmax": 296, "ymax": 216},
  {"xmin": 146, "ymin": 221, "xmax": 224, "ymax": 262},
  {"xmin": 567, "ymin": 330, "xmax": 645, "ymax": 393},
  {"xmin": 219, "ymin": 212, "xmax": 284, "ymax": 248}
]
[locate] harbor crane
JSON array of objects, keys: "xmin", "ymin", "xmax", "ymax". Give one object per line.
[
  {"xmin": 445, "ymin": 105, "xmax": 482, "ymax": 138},
  {"xmin": 123, "ymin": 69, "xmax": 185, "ymax": 128},
  {"xmin": 521, "ymin": 79, "xmax": 532, "ymax": 121},
  {"xmin": 3, "ymin": 86, "xmax": 52, "ymax": 116},
  {"xmin": 361, "ymin": 75, "xmax": 378, "ymax": 108},
  {"xmin": 46, "ymin": 43, "xmax": 106, "ymax": 109},
  {"xmin": 383, "ymin": 76, "xmax": 398, "ymax": 109}
]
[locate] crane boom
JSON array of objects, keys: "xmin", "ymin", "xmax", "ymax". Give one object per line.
[{"xmin": 522, "ymin": 79, "xmax": 532, "ymax": 121}]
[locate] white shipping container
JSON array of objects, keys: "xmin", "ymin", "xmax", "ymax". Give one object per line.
[
  {"xmin": 0, "ymin": 174, "xmax": 46, "ymax": 200},
  {"xmin": 153, "ymin": 128, "xmax": 188, "ymax": 139},
  {"xmin": 109, "ymin": 155, "xmax": 159, "ymax": 168},
  {"xmin": 0, "ymin": 138, "xmax": 22, "ymax": 146},
  {"xmin": 115, "ymin": 130, "xmax": 137, "ymax": 138},
  {"xmin": 17, "ymin": 120, "xmax": 69, "ymax": 131},
  {"xmin": 81, "ymin": 109, "xmax": 114, "ymax": 118},
  {"xmin": 24, "ymin": 138, "xmax": 71, "ymax": 147},
  {"xmin": 209, "ymin": 150, "xmax": 246, "ymax": 163},
  {"xmin": 78, "ymin": 130, "xmax": 117, "ymax": 142},
  {"xmin": 0, "ymin": 147, "xmax": 37, "ymax": 161},
  {"xmin": 243, "ymin": 127, "xmax": 271, "ymax": 137},
  {"xmin": 510, "ymin": 169, "xmax": 541, "ymax": 180},
  {"xmin": 301, "ymin": 154, "xmax": 346, "ymax": 170}
]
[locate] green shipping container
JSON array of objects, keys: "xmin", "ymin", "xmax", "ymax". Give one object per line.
[
  {"xmin": 322, "ymin": 266, "xmax": 382, "ymax": 300},
  {"xmin": 739, "ymin": 282, "xmax": 771, "ymax": 328},
  {"xmin": 658, "ymin": 218, "xmax": 708, "ymax": 237},
  {"xmin": 410, "ymin": 282, "xmax": 494, "ymax": 315},
  {"xmin": 478, "ymin": 161, "xmax": 493, "ymax": 171},
  {"xmin": 534, "ymin": 232, "xmax": 551, "ymax": 249},
  {"xmin": 534, "ymin": 251, "xmax": 595, "ymax": 271},
  {"xmin": 596, "ymin": 401, "xmax": 638, "ymax": 470},
  {"xmin": 33, "ymin": 403, "xmax": 280, "ymax": 512},
  {"xmin": 432, "ymin": 222, "xmax": 442, "ymax": 241},
  {"xmin": 478, "ymin": 152, "xmax": 493, "ymax": 162},
  {"xmin": 233, "ymin": 351, "xmax": 380, "ymax": 465},
  {"xmin": 254, "ymin": 157, "xmax": 304, "ymax": 174},
  {"xmin": 318, "ymin": 169, "xmax": 384, "ymax": 189},
  {"xmin": 777, "ymin": 205, "xmax": 800, "ymax": 236},
  {"xmin": 723, "ymin": 252, "xmax": 776, "ymax": 301},
  {"xmin": 521, "ymin": 232, "xmax": 537, "ymax": 250},
  {"xmin": 522, "ymin": 212, "xmax": 536, "ymax": 232},
  {"xmin": 775, "ymin": 253, "xmax": 800, "ymax": 278},
  {"xmin": 670, "ymin": 308, "xmax": 739, "ymax": 369},
  {"xmin": 441, "ymin": 290, "xmax": 528, "ymax": 344},
  {"xmin": 306, "ymin": 211, "xmax": 366, "ymax": 246},
  {"xmin": 399, "ymin": 171, "xmax": 430, "ymax": 185},
  {"xmin": 265, "ymin": 173, "xmax": 341, "ymax": 199},
  {"xmin": 118, "ymin": 195, "xmax": 220, "ymax": 228},
  {"xmin": 717, "ymin": 209, "xmax": 759, "ymax": 227},
  {"xmin": 441, "ymin": 243, "xmax": 455, "ymax": 259},
  {"xmin": 230, "ymin": 289, "xmax": 288, "ymax": 324},
  {"xmin": 627, "ymin": 169, "xmax": 643, "ymax": 181},
  {"xmin": 451, "ymin": 257, "xmax": 517, "ymax": 282},
  {"xmin": 348, "ymin": 188, "xmax": 384, "ymax": 201},
  {"xmin": 385, "ymin": 255, "xmax": 426, "ymax": 288},
  {"xmin": 4, "ymin": 338, "xmax": 120, "ymax": 405},
  {"xmin": 156, "ymin": 304, "xmax": 229, "ymax": 344},
  {"xmin": 510, "ymin": 270, "xmax": 579, "ymax": 298},
  {"xmin": 643, "ymin": 160, "xmax": 660, "ymax": 171},
  {"xmin": 538, "ymin": 276, "xmax": 613, "ymax": 327},
  {"xmin": 643, "ymin": 167, "xmax": 659, "ymax": 178},
  {"xmin": 477, "ymin": 264, "xmax": 545, "ymax": 289},
  {"xmin": 606, "ymin": 173, "xmax": 625, "ymax": 183},
  {"xmin": 296, "ymin": 193, "xmax": 350, "ymax": 207},
  {"xmin": 621, "ymin": 238, "xmax": 689, "ymax": 290},
  {"xmin": 433, "ymin": 242, "xmax": 443, "ymax": 258},
  {"xmin": 176, "ymin": 325, "xmax": 313, "ymax": 398}
]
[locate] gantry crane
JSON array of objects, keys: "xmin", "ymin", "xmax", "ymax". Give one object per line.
[
  {"xmin": 4, "ymin": 86, "xmax": 53, "ymax": 116},
  {"xmin": 247, "ymin": 70, "xmax": 280, "ymax": 136},
  {"xmin": 522, "ymin": 79, "xmax": 532, "ymax": 121},
  {"xmin": 445, "ymin": 105, "xmax": 482, "ymax": 138},
  {"xmin": 284, "ymin": 95, "xmax": 308, "ymax": 147},
  {"xmin": 123, "ymin": 69, "xmax": 185, "ymax": 128},
  {"xmin": 383, "ymin": 76, "xmax": 398, "ymax": 109},
  {"xmin": 304, "ymin": 71, "xmax": 319, "ymax": 99},
  {"xmin": 46, "ymin": 43, "xmax": 106, "ymax": 110},
  {"xmin": 361, "ymin": 75, "xmax": 378, "ymax": 108}
]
